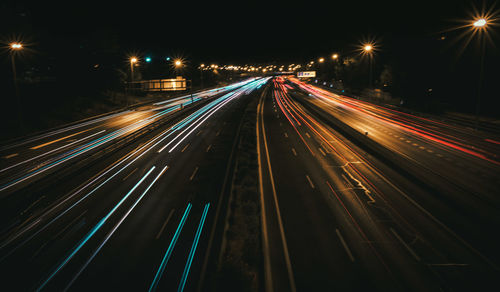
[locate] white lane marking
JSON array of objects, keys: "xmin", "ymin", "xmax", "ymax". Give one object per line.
[
  {"xmin": 156, "ymin": 209, "xmax": 175, "ymax": 239},
  {"xmin": 305, "ymin": 175, "xmax": 315, "ymax": 189},
  {"xmin": 336, "ymin": 229, "xmax": 355, "ymax": 262},
  {"xmin": 122, "ymin": 167, "xmax": 138, "ymax": 181},
  {"xmin": 189, "ymin": 166, "xmax": 199, "ymax": 181},
  {"xmin": 390, "ymin": 228, "xmax": 420, "ymax": 262},
  {"xmin": 206, "ymin": 144, "xmax": 212, "ymax": 152},
  {"xmin": 181, "ymin": 143, "xmax": 190, "ymax": 153},
  {"xmin": 291, "ymin": 148, "xmax": 297, "ymax": 156},
  {"xmin": 3, "ymin": 153, "xmax": 18, "ymax": 159}
]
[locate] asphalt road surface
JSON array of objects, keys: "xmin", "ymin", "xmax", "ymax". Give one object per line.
[
  {"xmin": 0, "ymin": 77, "xmax": 270, "ymax": 291},
  {"xmin": 256, "ymin": 77, "xmax": 499, "ymax": 291},
  {"xmin": 1, "ymin": 75, "xmax": 499, "ymax": 291}
]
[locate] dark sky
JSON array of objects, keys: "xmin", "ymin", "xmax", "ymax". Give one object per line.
[
  {"xmin": 2, "ymin": 0, "xmax": 493, "ymax": 62},
  {"xmin": 1, "ymin": 0, "xmax": 499, "ymax": 115}
]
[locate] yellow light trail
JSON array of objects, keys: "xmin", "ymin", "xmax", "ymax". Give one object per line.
[{"xmin": 30, "ymin": 126, "xmax": 98, "ymax": 150}]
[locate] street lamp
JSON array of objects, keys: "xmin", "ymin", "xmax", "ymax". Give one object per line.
[
  {"xmin": 362, "ymin": 43, "xmax": 375, "ymax": 88},
  {"xmin": 10, "ymin": 42, "xmax": 23, "ymax": 130},
  {"xmin": 471, "ymin": 17, "xmax": 488, "ymax": 129},
  {"xmin": 130, "ymin": 57, "xmax": 138, "ymax": 84},
  {"xmin": 332, "ymin": 53, "xmax": 339, "ymax": 60},
  {"xmin": 199, "ymin": 64, "xmax": 205, "ymax": 88}
]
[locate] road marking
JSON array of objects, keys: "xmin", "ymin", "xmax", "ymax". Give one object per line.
[
  {"xmin": 305, "ymin": 132, "xmax": 311, "ymax": 138},
  {"xmin": 216, "ymin": 129, "xmax": 221, "ymax": 136},
  {"xmin": 189, "ymin": 166, "xmax": 199, "ymax": 181},
  {"xmin": 196, "ymin": 130, "xmax": 203, "ymax": 136},
  {"xmin": 156, "ymin": 209, "xmax": 175, "ymax": 239},
  {"xmin": 122, "ymin": 167, "xmax": 138, "ymax": 181},
  {"xmin": 206, "ymin": 144, "xmax": 212, "ymax": 152},
  {"xmin": 284, "ymin": 132, "xmax": 288, "ymax": 138},
  {"xmin": 406, "ymin": 140, "xmax": 411, "ymax": 143},
  {"xmin": 336, "ymin": 229, "xmax": 355, "ymax": 262},
  {"xmin": 318, "ymin": 147, "xmax": 326, "ymax": 156},
  {"xmin": 390, "ymin": 228, "xmax": 420, "ymax": 261},
  {"xmin": 412, "ymin": 143, "xmax": 418, "ymax": 146},
  {"xmin": 305, "ymin": 175, "xmax": 315, "ymax": 189},
  {"xmin": 419, "ymin": 146, "xmax": 425, "ymax": 150},
  {"xmin": 181, "ymin": 143, "xmax": 190, "ymax": 153},
  {"xmin": 257, "ymin": 90, "xmax": 297, "ymax": 292},
  {"xmin": 436, "ymin": 153, "xmax": 443, "ymax": 157},
  {"xmin": 3, "ymin": 153, "xmax": 18, "ymax": 159},
  {"xmin": 427, "ymin": 149, "xmax": 433, "ymax": 153},
  {"xmin": 399, "ymin": 137, "xmax": 404, "ymax": 140},
  {"xmin": 291, "ymin": 147, "xmax": 297, "ymax": 156}
]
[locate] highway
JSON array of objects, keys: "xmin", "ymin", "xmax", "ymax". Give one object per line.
[
  {"xmin": 256, "ymin": 77, "xmax": 499, "ymax": 291},
  {"xmin": 1, "ymin": 74, "xmax": 499, "ymax": 291},
  {"xmin": 0, "ymin": 77, "xmax": 270, "ymax": 291}
]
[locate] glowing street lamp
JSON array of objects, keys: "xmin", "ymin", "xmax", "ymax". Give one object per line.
[
  {"xmin": 332, "ymin": 53, "xmax": 339, "ymax": 60},
  {"xmin": 199, "ymin": 64, "xmax": 205, "ymax": 88},
  {"xmin": 470, "ymin": 16, "xmax": 490, "ymax": 129},
  {"xmin": 174, "ymin": 59, "xmax": 182, "ymax": 67},
  {"xmin": 130, "ymin": 57, "xmax": 138, "ymax": 83},
  {"xmin": 361, "ymin": 42, "xmax": 376, "ymax": 88},
  {"xmin": 10, "ymin": 42, "xmax": 23, "ymax": 129},
  {"xmin": 473, "ymin": 18, "xmax": 487, "ymax": 27},
  {"xmin": 11, "ymin": 43, "xmax": 23, "ymax": 50},
  {"xmin": 318, "ymin": 57, "xmax": 325, "ymax": 63}
]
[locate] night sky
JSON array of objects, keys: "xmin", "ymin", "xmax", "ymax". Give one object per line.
[{"xmin": 1, "ymin": 0, "xmax": 499, "ymax": 115}]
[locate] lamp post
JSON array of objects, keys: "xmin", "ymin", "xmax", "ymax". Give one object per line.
[
  {"xmin": 472, "ymin": 17, "xmax": 488, "ymax": 130},
  {"xmin": 363, "ymin": 44, "xmax": 374, "ymax": 88},
  {"xmin": 10, "ymin": 42, "xmax": 23, "ymax": 130},
  {"xmin": 130, "ymin": 57, "xmax": 137, "ymax": 84},
  {"xmin": 331, "ymin": 53, "xmax": 339, "ymax": 81},
  {"xmin": 199, "ymin": 64, "xmax": 205, "ymax": 88},
  {"xmin": 10, "ymin": 43, "xmax": 22, "ymax": 99}
]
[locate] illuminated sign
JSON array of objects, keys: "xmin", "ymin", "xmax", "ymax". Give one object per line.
[
  {"xmin": 297, "ymin": 71, "xmax": 316, "ymax": 78},
  {"xmin": 142, "ymin": 77, "xmax": 187, "ymax": 91}
]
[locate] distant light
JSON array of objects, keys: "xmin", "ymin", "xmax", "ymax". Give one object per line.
[
  {"xmin": 174, "ymin": 59, "xmax": 182, "ymax": 67},
  {"xmin": 473, "ymin": 18, "xmax": 487, "ymax": 27},
  {"xmin": 332, "ymin": 53, "xmax": 338, "ymax": 59},
  {"xmin": 10, "ymin": 43, "xmax": 22, "ymax": 50},
  {"xmin": 364, "ymin": 45, "xmax": 373, "ymax": 52},
  {"xmin": 165, "ymin": 57, "xmax": 171, "ymax": 61},
  {"xmin": 130, "ymin": 57, "xmax": 138, "ymax": 63},
  {"xmin": 318, "ymin": 57, "xmax": 325, "ymax": 63},
  {"xmin": 145, "ymin": 57, "xmax": 152, "ymax": 62}
]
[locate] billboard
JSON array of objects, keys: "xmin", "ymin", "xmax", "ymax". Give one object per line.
[
  {"xmin": 142, "ymin": 77, "xmax": 187, "ymax": 91},
  {"xmin": 297, "ymin": 71, "xmax": 316, "ymax": 78}
]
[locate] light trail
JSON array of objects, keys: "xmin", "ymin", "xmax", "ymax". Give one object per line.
[
  {"xmin": 149, "ymin": 203, "xmax": 192, "ymax": 292},
  {"xmin": 177, "ymin": 203, "xmax": 210, "ymax": 292},
  {"xmin": 290, "ymin": 78, "xmax": 500, "ymax": 165},
  {"xmin": 37, "ymin": 166, "xmax": 156, "ymax": 291},
  {"xmin": 64, "ymin": 165, "xmax": 169, "ymax": 290}
]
